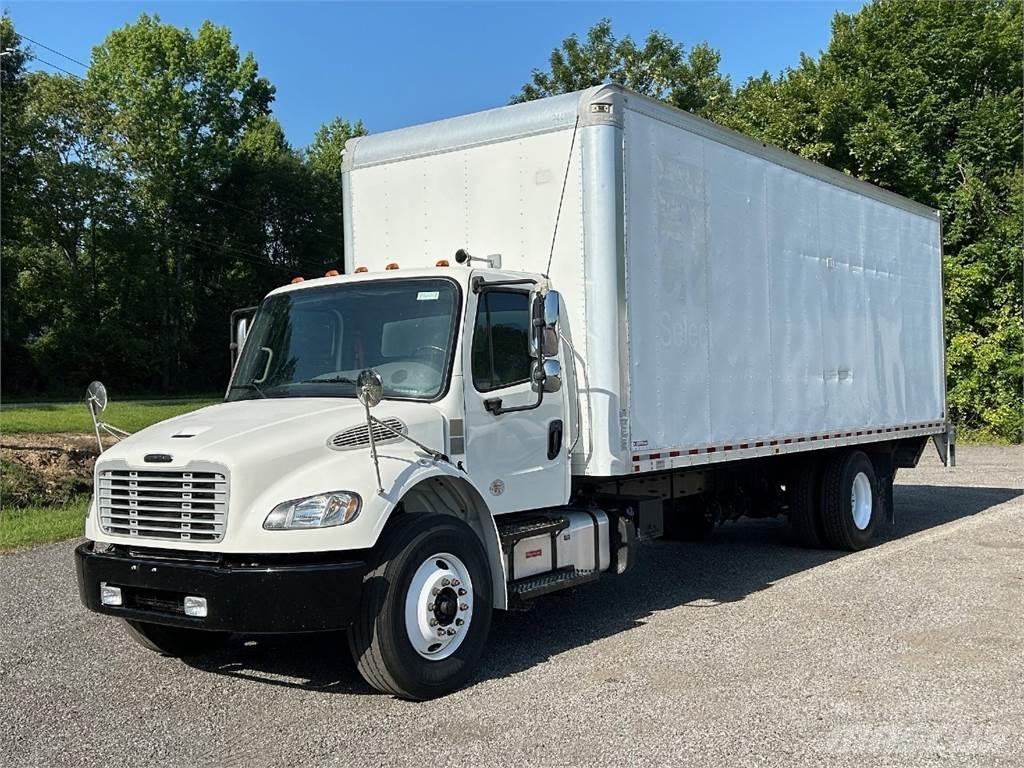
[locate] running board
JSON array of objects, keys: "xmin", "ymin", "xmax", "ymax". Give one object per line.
[{"xmin": 509, "ymin": 567, "xmax": 599, "ymax": 601}]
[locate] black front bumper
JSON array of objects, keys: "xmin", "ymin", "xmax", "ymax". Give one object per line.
[{"xmin": 75, "ymin": 542, "xmax": 367, "ymax": 633}]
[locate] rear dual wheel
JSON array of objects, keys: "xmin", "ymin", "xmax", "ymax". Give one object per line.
[{"xmin": 789, "ymin": 449, "xmax": 882, "ymax": 551}]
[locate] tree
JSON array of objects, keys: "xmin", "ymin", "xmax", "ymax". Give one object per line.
[
  {"xmin": 722, "ymin": 0, "xmax": 1022, "ymax": 440},
  {"xmin": 0, "ymin": 15, "xmax": 34, "ymax": 390},
  {"xmin": 514, "ymin": 19, "xmax": 731, "ymax": 119},
  {"xmin": 85, "ymin": 14, "xmax": 277, "ymax": 389}
]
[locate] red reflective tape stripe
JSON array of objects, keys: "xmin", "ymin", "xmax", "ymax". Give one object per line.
[
  {"xmin": 669, "ymin": 450, "xmax": 680, "ymax": 458},
  {"xmin": 632, "ymin": 456, "xmax": 639, "ymax": 462},
  {"xmin": 783, "ymin": 439, "xmax": 792, "ymax": 444},
  {"xmin": 707, "ymin": 447, "xmax": 716, "ymax": 453},
  {"xmin": 770, "ymin": 440, "xmax": 779, "ymax": 446},
  {"xmin": 755, "ymin": 441, "xmax": 764, "ymax": 448},
  {"xmin": 649, "ymin": 453, "xmax": 661, "ymax": 460},
  {"xmin": 739, "ymin": 443, "xmax": 749, "ymax": 449},
  {"xmin": 688, "ymin": 448, "xmax": 699, "ymax": 455},
  {"xmin": 633, "ymin": 465, "xmax": 640, "ymax": 472}
]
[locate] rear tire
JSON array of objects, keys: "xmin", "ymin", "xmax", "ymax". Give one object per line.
[
  {"xmin": 124, "ymin": 620, "xmax": 228, "ymax": 657},
  {"xmin": 787, "ymin": 461, "xmax": 826, "ymax": 548},
  {"xmin": 348, "ymin": 513, "xmax": 493, "ymax": 700},
  {"xmin": 820, "ymin": 450, "xmax": 881, "ymax": 551}
]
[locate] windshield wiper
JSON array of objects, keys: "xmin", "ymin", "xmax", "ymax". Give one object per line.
[
  {"xmin": 297, "ymin": 376, "xmax": 358, "ymax": 385},
  {"xmin": 228, "ymin": 382, "xmax": 267, "ymax": 399}
]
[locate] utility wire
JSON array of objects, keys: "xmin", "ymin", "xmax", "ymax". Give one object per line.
[
  {"xmin": 24, "ymin": 52, "xmax": 81, "ymax": 79},
  {"xmin": 20, "ymin": 34, "xmax": 89, "ymax": 69}
]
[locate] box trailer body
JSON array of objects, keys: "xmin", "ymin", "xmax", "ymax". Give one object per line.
[
  {"xmin": 76, "ymin": 85, "xmax": 953, "ymax": 700},
  {"xmin": 341, "ymin": 85, "xmax": 947, "ymax": 480}
]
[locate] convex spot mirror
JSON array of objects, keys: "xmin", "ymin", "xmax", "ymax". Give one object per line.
[
  {"xmin": 532, "ymin": 358, "xmax": 562, "ymax": 394},
  {"xmin": 357, "ymin": 369, "xmax": 384, "ymax": 408},
  {"xmin": 530, "ymin": 290, "xmax": 562, "ymax": 358},
  {"xmin": 85, "ymin": 381, "xmax": 108, "ymax": 412}
]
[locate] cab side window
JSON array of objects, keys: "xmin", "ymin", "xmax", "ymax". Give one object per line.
[{"xmin": 472, "ymin": 290, "xmax": 531, "ymax": 392}]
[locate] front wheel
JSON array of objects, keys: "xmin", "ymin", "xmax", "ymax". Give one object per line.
[
  {"xmin": 124, "ymin": 620, "xmax": 228, "ymax": 657},
  {"xmin": 348, "ymin": 513, "xmax": 493, "ymax": 700}
]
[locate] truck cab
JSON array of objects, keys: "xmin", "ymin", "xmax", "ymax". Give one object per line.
[{"xmin": 77, "ymin": 265, "xmax": 600, "ymax": 700}]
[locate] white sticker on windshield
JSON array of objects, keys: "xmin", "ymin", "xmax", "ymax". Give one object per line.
[{"xmin": 416, "ymin": 291, "xmax": 440, "ymax": 301}]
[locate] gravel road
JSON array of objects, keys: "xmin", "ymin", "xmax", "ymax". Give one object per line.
[{"xmin": 1, "ymin": 444, "xmax": 1021, "ymax": 768}]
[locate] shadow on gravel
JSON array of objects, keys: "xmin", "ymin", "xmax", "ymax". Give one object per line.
[{"xmin": 186, "ymin": 483, "xmax": 1021, "ymax": 694}]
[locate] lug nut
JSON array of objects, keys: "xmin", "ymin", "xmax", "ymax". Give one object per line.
[
  {"xmin": 427, "ymin": 602, "xmax": 435, "ymax": 611},
  {"xmin": 451, "ymin": 579, "xmax": 460, "ymax": 587},
  {"xmin": 446, "ymin": 629, "xmax": 456, "ymax": 636},
  {"xmin": 455, "ymin": 619, "xmax": 464, "ymax": 626},
  {"xmin": 432, "ymin": 587, "xmax": 440, "ymax": 595},
  {"xmin": 442, "ymin": 578, "xmax": 451, "ymax": 586},
  {"xmin": 437, "ymin": 628, "xmax": 446, "ymax": 636},
  {"xmin": 429, "ymin": 618, "xmax": 438, "ymax": 627},
  {"xmin": 460, "ymin": 602, "xmax": 469, "ymax": 611},
  {"xmin": 458, "ymin": 588, "xmax": 467, "ymax": 596}
]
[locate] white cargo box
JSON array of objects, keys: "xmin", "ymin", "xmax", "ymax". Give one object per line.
[{"xmin": 342, "ymin": 85, "xmax": 947, "ymax": 479}]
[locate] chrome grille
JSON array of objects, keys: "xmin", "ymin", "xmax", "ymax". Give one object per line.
[
  {"xmin": 328, "ymin": 418, "xmax": 406, "ymax": 451},
  {"xmin": 98, "ymin": 468, "xmax": 228, "ymax": 543}
]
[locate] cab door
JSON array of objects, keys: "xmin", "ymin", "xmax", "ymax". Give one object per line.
[{"xmin": 462, "ymin": 285, "xmax": 569, "ymax": 515}]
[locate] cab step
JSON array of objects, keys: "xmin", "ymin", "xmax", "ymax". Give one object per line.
[
  {"xmin": 509, "ymin": 566, "xmax": 599, "ymax": 601},
  {"xmin": 497, "ymin": 515, "xmax": 569, "ymax": 552}
]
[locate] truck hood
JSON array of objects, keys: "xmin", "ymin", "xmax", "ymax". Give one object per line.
[
  {"xmin": 93, "ymin": 397, "xmax": 450, "ymax": 549},
  {"xmin": 100, "ymin": 397, "xmax": 443, "ymax": 467}
]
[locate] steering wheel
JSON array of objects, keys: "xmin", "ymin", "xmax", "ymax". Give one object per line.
[{"xmin": 412, "ymin": 345, "xmax": 447, "ymax": 367}]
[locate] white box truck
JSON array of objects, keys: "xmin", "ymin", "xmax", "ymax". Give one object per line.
[{"xmin": 76, "ymin": 85, "xmax": 954, "ymax": 700}]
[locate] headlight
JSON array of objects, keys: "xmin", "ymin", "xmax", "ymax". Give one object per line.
[{"xmin": 263, "ymin": 491, "xmax": 361, "ymax": 530}]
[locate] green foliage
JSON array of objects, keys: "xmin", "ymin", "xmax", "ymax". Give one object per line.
[
  {"xmin": 514, "ymin": 18, "xmax": 732, "ymax": 119},
  {"xmin": 1, "ymin": 14, "xmax": 364, "ymax": 398},
  {"xmin": 0, "ymin": 399, "xmax": 218, "ymax": 434},
  {"xmin": 0, "ymin": 497, "xmax": 89, "ymax": 551}
]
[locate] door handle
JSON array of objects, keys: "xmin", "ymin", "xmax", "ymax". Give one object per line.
[{"xmin": 548, "ymin": 419, "xmax": 563, "ymax": 460}]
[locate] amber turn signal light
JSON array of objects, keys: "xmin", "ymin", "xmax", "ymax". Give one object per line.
[
  {"xmin": 354, "ymin": 266, "xmax": 369, "ymax": 273},
  {"xmin": 324, "ymin": 269, "xmax": 339, "ymax": 277},
  {"xmin": 385, "ymin": 263, "xmax": 400, "ymax": 270}
]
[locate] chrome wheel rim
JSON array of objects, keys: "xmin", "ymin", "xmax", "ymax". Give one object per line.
[
  {"xmin": 851, "ymin": 471, "xmax": 872, "ymax": 530},
  {"xmin": 404, "ymin": 552, "xmax": 473, "ymax": 660}
]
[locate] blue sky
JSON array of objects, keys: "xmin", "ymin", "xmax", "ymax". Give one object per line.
[{"xmin": 6, "ymin": 1, "xmax": 864, "ymax": 147}]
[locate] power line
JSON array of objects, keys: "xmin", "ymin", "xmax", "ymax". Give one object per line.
[
  {"xmin": 20, "ymin": 34, "xmax": 89, "ymax": 69},
  {"xmin": 24, "ymin": 52, "xmax": 80, "ymax": 79}
]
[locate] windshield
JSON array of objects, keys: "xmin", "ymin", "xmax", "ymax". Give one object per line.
[{"xmin": 227, "ymin": 278, "xmax": 460, "ymax": 402}]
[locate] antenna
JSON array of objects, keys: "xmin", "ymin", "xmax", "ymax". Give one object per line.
[{"xmin": 544, "ymin": 115, "xmax": 580, "ymax": 278}]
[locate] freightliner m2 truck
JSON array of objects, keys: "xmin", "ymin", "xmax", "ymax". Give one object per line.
[{"xmin": 76, "ymin": 85, "xmax": 954, "ymax": 700}]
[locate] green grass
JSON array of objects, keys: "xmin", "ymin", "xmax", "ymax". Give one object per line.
[
  {"xmin": 0, "ymin": 496, "xmax": 89, "ymax": 551},
  {"xmin": 0, "ymin": 398, "xmax": 219, "ymax": 434}
]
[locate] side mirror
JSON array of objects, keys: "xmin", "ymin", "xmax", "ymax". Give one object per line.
[
  {"xmin": 235, "ymin": 317, "xmax": 249, "ymax": 350},
  {"xmin": 542, "ymin": 291, "xmax": 561, "ymax": 357},
  {"xmin": 531, "ymin": 290, "xmax": 562, "ymax": 358},
  {"xmin": 532, "ymin": 358, "xmax": 562, "ymax": 393}
]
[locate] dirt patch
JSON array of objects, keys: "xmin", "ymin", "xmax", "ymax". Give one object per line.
[{"xmin": 1, "ymin": 433, "xmax": 101, "ymax": 507}]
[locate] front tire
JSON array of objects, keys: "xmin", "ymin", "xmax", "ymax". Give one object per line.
[
  {"xmin": 820, "ymin": 450, "xmax": 881, "ymax": 551},
  {"xmin": 124, "ymin": 620, "xmax": 228, "ymax": 657},
  {"xmin": 348, "ymin": 513, "xmax": 493, "ymax": 700}
]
